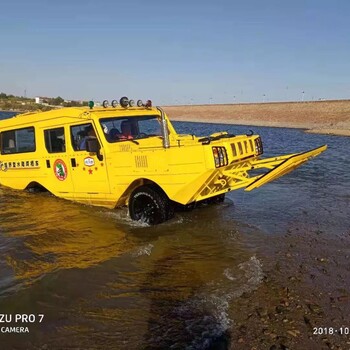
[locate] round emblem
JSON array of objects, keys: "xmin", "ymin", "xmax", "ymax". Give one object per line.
[
  {"xmin": 53, "ymin": 159, "xmax": 68, "ymax": 181},
  {"xmin": 84, "ymin": 157, "xmax": 95, "ymax": 167}
]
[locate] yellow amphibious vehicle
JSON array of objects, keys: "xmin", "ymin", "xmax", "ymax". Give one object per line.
[{"xmin": 0, "ymin": 97, "xmax": 326, "ymax": 224}]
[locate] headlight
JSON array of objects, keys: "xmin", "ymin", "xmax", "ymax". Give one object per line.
[
  {"xmin": 212, "ymin": 146, "xmax": 228, "ymax": 167},
  {"xmin": 254, "ymin": 137, "xmax": 263, "ymax": 155}
]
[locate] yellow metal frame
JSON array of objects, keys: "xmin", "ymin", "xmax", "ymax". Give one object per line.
[
  {"xmin": 245, "ymin": 145, "xmax": 327, "ymax": 191},
  {"xmin": 173, "ymin": 145, "xmax": 327, "ymax": 203}
]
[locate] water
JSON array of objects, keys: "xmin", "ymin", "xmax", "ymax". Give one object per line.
[
  {"xmin": 0, "ymin": 111, "xmax": 18, "ymax": 120},
  {"xmin": 1, "ymin": 116, "xmax": 350, "ymax": 349}
]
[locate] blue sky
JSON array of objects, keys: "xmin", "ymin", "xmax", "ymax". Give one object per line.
[{"xmin": 1, "ymin": 0, "xmax": 349, "ymax": 104}]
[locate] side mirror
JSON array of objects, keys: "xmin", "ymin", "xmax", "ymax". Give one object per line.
[
  {"xmin": 86, "ymin": 138, "xmax": 99, "ymax": 153},
  {"xmin": 86, "ymin": 138, "xmax": 103, "ymax": 161}
]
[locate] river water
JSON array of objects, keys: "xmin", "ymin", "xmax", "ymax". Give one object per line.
[{"xmin": 1, "ymin": 111, "xmax": 350, "ymax": 349}]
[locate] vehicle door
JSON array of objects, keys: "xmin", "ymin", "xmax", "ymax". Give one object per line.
[
  {"xmin": 68, "ymin": 122, "xmax": 111, "ymax": 196},
  {"xmin": 43, "ymin": 126, "xmax": 75, "ymax": 195}
]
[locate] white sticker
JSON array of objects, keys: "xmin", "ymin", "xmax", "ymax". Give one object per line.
[{"xmin": 84, "ymin": 157, "xmax": 95, "ymax": 167}]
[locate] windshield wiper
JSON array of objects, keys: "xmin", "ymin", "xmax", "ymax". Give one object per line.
[{"xmin": 198, "ymin": 133, "xmax": 236, "ymax": 145}]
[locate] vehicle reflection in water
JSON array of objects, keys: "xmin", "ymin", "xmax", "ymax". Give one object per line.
[
  {"xmin": 51, "ymin": 206, "xmax": 261, "ymax": 350},
  {"xmin": 0, "ymin": 188, "xmax": 261, "ymax": 349},
  {"xmin": 1, "ymin": 190, "xmax": 133, "ymax": 288}
]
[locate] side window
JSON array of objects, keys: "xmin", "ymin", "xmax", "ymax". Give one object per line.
[
  {"xmin": 44, "ymin": 127, "xmax": 65, "ymax": 153},
  {"xmin": 70, "ymin": 123, "xmax": 96, "ymax": 151},
  {"xmin": 1, "ymin": 127, "xmax": 35, "ymax": 154}
]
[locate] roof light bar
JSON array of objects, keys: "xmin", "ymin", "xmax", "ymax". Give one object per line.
[
  {"xmin": 120, "ymin": 96, "xmax": 129, "ymax": 108},
  {"xmin": 115, "ymin": 97, "xmax": 153, "ymax": 108}
]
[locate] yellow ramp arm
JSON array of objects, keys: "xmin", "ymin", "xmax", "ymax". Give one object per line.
[
  {"xmin": 171, "ymin": 145, "xmax": 326, "ymax": 204},
  {"xmin": 245, "ymin": 145, "xmax": 327, "ymax": 191},
  {"xmin": 171, "ymin": 169, "xmax": 215, "ymax": 204}
]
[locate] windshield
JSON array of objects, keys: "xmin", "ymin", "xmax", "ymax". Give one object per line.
[{"xmin": 100, "ymin": 115, "xmax": 162, "ymax": 142}]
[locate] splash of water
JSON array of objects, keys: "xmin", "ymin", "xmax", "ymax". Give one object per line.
[
  {"xmin": 132, "ymin": 244, "xmax": 154, "ymax": 257},
  {"xmin": 171, "ymin": 256, "xmax": 264, "ymax": 349}
]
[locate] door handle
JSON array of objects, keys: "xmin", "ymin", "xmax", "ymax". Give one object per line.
[{"xmin": 71, "ymin": 158, "xmax": 77, "ymax": 167}]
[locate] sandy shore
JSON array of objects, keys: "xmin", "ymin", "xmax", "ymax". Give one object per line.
[{"xmin": 163, "ymin": 100, "xmax": 350, "ymax": 137}]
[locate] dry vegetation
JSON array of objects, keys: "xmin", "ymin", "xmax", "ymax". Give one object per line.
[{"xmin": 163, "ymin": 100, "xmax": 350, "ymax": 136}]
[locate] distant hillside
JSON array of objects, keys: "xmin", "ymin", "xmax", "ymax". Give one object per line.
[
  {"xmin": 163, "ymin": 100, "xmax": 350, "ymax": 136},
  {"xmin": 0, "ymin": 92, "xmax": 87, "ymax": 112}
]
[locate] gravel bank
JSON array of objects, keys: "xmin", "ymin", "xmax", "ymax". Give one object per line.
[
  {"xmin": 229, "ymin": 227, "xmax": 350, "ymax": 349},
  {"xmin": 163, "ymin": 100, "xmax": 350, "ymax": 137}
]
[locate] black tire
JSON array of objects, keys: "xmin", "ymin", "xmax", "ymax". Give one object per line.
[{"xmin": 129, "ymin": 186, "xmax": 173, "ymax": 225}]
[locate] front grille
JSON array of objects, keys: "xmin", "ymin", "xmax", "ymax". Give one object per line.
[{"xmin": 231, "ymin": 143, "xmax": 237, "ymax": 157}]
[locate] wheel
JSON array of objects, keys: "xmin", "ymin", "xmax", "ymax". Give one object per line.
[
  {"xmin": 129, "ymin": 186, "xmax": 173, "ymax": 225},
  {"xmin": 205, "ymin": 193, "xmax": 225, "ymax": 204}
]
